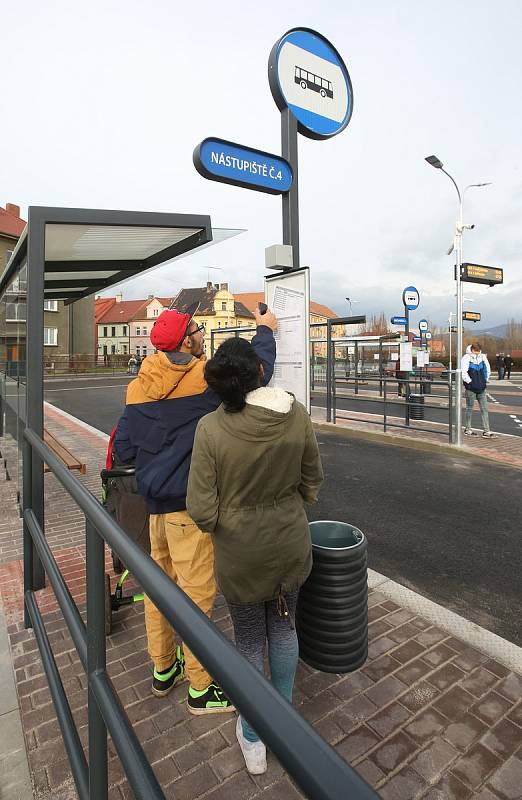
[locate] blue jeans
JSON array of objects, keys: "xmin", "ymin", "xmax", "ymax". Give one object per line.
[
  {"xmin": 227, "ymin": 590, "xmax": 299, "ymax": 743},
  {"xmin": 465, "ymin": 388, "xmax": 490, "ymax": 433}
]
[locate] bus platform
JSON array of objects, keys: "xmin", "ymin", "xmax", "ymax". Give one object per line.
[{"xmin": 0, "ymin": 405, "xmax": 521, "ymax": 800}]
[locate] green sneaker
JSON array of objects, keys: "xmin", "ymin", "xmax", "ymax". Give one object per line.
[
  {"xmin": 151, "ymin": 645, "xmax": 185, "ymax": 697},
  {"xmin": 187, "ymin": 682, "xmax": 235, "ymax": 715}
]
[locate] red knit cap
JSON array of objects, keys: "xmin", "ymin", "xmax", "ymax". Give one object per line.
[{"xmin": 150, "ymin": 301, "xmax": 199, "ymax": 352}]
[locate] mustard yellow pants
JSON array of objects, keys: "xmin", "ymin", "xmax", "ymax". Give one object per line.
[{"xmin": 144, "ymin": 510, "xmax": 216, "ymax": 690}]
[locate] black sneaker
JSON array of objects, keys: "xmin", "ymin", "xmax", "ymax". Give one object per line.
[
  {"xmin": 152, "ymin": 645, "xmax": 185, "ymax": 697},
  {"xmin": 187, "ymin": 682, "xmax": 235, "ymax": 715}
]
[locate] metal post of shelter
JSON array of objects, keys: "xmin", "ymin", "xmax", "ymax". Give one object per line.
[{"xmin": 326, "ymin": 319, "xmax": 332, "ymax": 422}]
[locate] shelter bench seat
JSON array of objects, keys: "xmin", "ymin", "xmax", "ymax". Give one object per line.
[{"xmin": 43, "ymin": 428, "xmax": 87, "ymax": 475}]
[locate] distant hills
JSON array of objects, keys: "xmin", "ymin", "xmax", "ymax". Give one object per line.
[{"xmin": 472, "ymin": 323, "xmax": 507, "ymax": 338}]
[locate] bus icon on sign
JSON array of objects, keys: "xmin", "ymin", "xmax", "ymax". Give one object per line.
[{"xmin": 294, "ymin": 66, "xmax": 333, "ymax": 99}]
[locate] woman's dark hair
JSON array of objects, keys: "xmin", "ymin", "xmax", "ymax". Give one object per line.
[{"xmin": 204, "ymin": 337, "xmax": 262, "ymax": 412}]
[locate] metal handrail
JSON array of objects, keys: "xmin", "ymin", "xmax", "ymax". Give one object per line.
[{"xmin": 23, "ymin": 427, "xmax": 378, "ymax": 800}]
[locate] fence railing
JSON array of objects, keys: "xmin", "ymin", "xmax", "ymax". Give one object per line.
[
  {"xmin": 22, "ymin": 427, "xmax": 378, "ymax": 800},
  {"xmin": 326, "ymin": 373, "xmax": 454, "ymax": 443}
]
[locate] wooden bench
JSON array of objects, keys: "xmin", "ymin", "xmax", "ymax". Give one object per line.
[{"xmin": 43, "ymin": 428, "xmax": 87, "ymax": 475}]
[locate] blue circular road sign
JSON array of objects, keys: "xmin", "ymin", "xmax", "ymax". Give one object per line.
[
  {"xmin": 425, "ymin": 331, "xmax": 433, "ymax": 341},
  {"xmin": 419, "ymin": 318, "xmax": 428, "ymax": 331},
  {"xmin": 268, "ymin": 28, "xmax": 353, "ymax": 140},
  {"xmin": 402, "ymin": 286, "xmax": 420, "ymax": 310}
]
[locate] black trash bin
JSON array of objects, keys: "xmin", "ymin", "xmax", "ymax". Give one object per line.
[
  {"xmin": 421, "ymin": 377, "xmax": 432, "ymax": 395},
  {"xmin": 296, "ymin": 521, "xmax": 368, "ymax": 673},
  {"xmin": 410, "ymin": 393, "xmax": 425, "ymax": 420}
]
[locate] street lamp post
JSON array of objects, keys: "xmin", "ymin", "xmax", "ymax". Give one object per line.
[{"xmin": 425, "ymin": 155, "xmax": 491, "ymax": 446}]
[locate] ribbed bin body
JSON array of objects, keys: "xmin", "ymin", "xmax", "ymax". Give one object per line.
[
  {"xmin": 297, "ymin": 521, "xmax": 368, "ymax": 673},
  {"xmin": 410, "ymin": 394, "xmax": 425, "ymax": 420}
]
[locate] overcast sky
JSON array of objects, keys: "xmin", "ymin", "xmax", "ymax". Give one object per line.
[{"xmin": 3, "ymin": 0, "xmax": 521, "ymax": 328}]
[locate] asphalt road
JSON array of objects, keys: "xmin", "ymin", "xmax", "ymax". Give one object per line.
[{"xmin": 44, "ymin": 376, "xmax": 522, "ymax": 645}]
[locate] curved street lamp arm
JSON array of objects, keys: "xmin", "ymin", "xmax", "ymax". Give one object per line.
[{"xmin": 441, "ymin": 168, "xmax": 462, "ymax": 206}]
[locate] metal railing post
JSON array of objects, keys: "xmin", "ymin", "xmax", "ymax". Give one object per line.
[
  {"xmin": 86, "ymin": 519, "xmax": 108, "ymax": 800},
  {"xmin": 326, "ymin": 320, "xmax": 332, "ymax": 422},
  {"xmin": 448, "ymin": 372, "xmax": 454, "ymax": 443},
  {"xmin": 22, "ymin": 438, "xmax": 34, "ymax": 629},
  {"xmin": 383, "ymin": 376, "xmax": 387, "ymax": 432}
]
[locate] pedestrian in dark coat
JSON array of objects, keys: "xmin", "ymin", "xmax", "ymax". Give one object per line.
[{"xmin": 504, "ymin": 354, "xmax": 513, "ymax": 379}]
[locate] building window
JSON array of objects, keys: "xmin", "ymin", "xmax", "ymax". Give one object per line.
[
  {"xmin": 6, "ymin": 302, "xmax": 26, "ymax": 322},
  {"xmin": 123, "ymin": 326, "xmax": 127, "ymax": 335},
  {"xmin": 122, "ymin": 344, "xmax": 127, "ymax": 354},
  {"xmin": 153, "ymin": 308, "xmax": 159, "ymax": 316},
  {"xmin": 143, "ymin": 326, "xmax": 147, "ymax": 335},
  {"xmin": 221, "ymin": 302, "xmax": 227, "ymax": 310},
  {"xmin": 44, "ymin": 300, "xmax": 58, "ymax": 311},
  {"xmin": 44, "ymin": 327, "xmax": 58, "ymax": 346},
  {"xmin": 136, "ymin": 346, "xmax": 141, "ymax": 356},
  {"xmin": 142, "ymin": 347, "xmax": 147, "ymax": 357},
  {"xmin": 103, "ymin": 326, "xmax": 108, "ymax": 337},
  {"xmin": 111, "ymin": 345, "xmax": 116, "ymax": 354},
  {"xmin": 136, "ymin": 326, "xmax": 141, "ymax": 336},
  {"xmin": 111, "ymin": 326, "xmax": 116, "ymax": 337},
  {"xmin": 103, "ymin": 345, "xmax": 108, "ymax": 355}
]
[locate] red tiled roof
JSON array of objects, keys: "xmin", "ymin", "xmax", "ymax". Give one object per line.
[
  {"xmin": 0, "ymin": 206, "xmax": 26, "ymax": 238},
  {"xmin": 95, "ymin": 297, "xmax": 116, "ymax": 323},
  {"xmin": 234, "ymin": 292, "xmax": 339, "ymax": 319},
  {"xmin": 97, "ymin": 299, "xmax": 149, "ymax": 323}
]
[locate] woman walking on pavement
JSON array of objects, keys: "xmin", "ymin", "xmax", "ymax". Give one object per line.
[
  {"xmin": 187, "ymin": 336, "xmax": 323, "ymax": 774},
  {"xmin": 462, "ymin": 343, "xmax": 494, "ymax": 438}
]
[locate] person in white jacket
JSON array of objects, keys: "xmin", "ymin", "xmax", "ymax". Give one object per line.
[{"xmin": 461, "ymin": 343, "xmax": 493, "ymax": 437}]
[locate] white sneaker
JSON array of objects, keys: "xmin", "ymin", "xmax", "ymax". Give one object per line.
[
  {"xmin": 236, "ymin": 716, "xmax": 267, "ymax": 774},
  {"xmin": 463, "ymin": 428, "xmax": 475, "ymax": 436}
]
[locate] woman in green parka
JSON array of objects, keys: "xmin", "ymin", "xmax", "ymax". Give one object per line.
[{"xmin": 187, "ymin": 335, "xmax": 323, "ymax": 775}]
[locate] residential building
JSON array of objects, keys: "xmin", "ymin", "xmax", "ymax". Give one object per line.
[
  {"xmin": 234, "ymin": 292, "xmax": 343, "ymax": 357},
  {"xmin": 0, "ymin": 203, "xmax": 94, "ymax": 369},
  {"xmin": 173, "ymin": 283, "xmax": 254, "ymax": 354}
]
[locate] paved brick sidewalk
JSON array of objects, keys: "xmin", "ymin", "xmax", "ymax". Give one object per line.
[{"xmin": 1, "ymin": 407, "xmax": 521, "ymax": 799}]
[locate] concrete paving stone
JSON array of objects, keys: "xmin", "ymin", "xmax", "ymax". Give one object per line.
[
  {"xmin": 196, "ymin": 771, "xmax": 257, "ymax": 800},
  {"xmin": 460, "ymin": 667, "xmax": 502, "ymax": 698},
  {"xmin": 495, "ymin": 673, "xmax": 522, "ymax": 704},
  {"xmin": 256, "ymin": 778, "xmax": 305, "ymax": 800},
  {"xmin": 410, "ymin": 617, "xmax": 431, "ymax": 631},
  {"xmin": 487, "ymin": 755, "xmax": 522, "ymax": 800},
  {"xmin": 506, "ymin": 701, "xmax": 522, "ymax": 728},
  {"xmin": 395, "ymin": 657, "xmax": 433, "ymax": 685},
  {"xmin": 427, "ymin": 662, "xmax": 467, "ymax": 691},
  {"xmin": 433, "ymin": 686, "xmax": 476, "ymax": 722},
  {"xmin": 249, "ymin": 754, "xmax": 286, "ymax": 791},
  {"xmin": 443, "ymin": 713, "xmax": 490, "ymax": 752},
  {"xmin": 453, "ymin": 647, "xmax": 490, "ymax": 672},
  {"xmin": 209, "ymin": 743, "xmax": 245, "ymax": 780},
  {"xmin": 415, "ymin": 627, "xmax": 448, "ymax": 648},
  {"xmin": 299, "ymin": 689, "xmax": 340, "ymax": 724},
  {"xmin": 141, "ymin": 723, "xmax": 191, "ymax": 762},
  {"xmin": 368, "ymin": 618, "xmax": 394, "ymax": 640},
  {"xmin": 334, "ymin": 693, "xmax": 378, "ymax": 733},
  {"xmin": 368, "ymin": 592, "xmax": 388, "ymax": 607},
  {"xmin": 472, "ymin": 691, "xmax": 515, "ymax": 727},
  {"xmin": 404, "ymin": 707, "xmax": 448, "ymax": 744},
  {"xmin": 313, "ymin": 713, "xmax": 346, "ymax": 745},
  {"xmin": 473, "ymin": 790, "xmax": 502, "ymax": 800},
  {"xmin": 365, "ymin": 675, "xmax": 407, "ymax": 707},
  {"xmin": 367, "ymin": 635, "xmax": 398, "ymax": 660},
  {"xmin": 366, "ymin": 701, "xmax": 411, "ymax": 738},
  {"xmin": 361, "ymin": 653, "xmax": 401, "ymax": 683},
  {"xmin": 384, "ymin": 608, "xmax": 416, "ymax": 627},
  {"xmin": 298, "ymin": 669, "xmax": 343, "ymax": 697},
  {"xmin": 399, "ymin": 681, "xmax": 440, "ymax": 713},
  {"xmin": 482, "ymin": 718, "xmax": 522, "ymax": 759},
  {"xmin": 173, "ymin": 730, "xmax": 228, "ymax": 774},
  {"xmin": 387, "ymin": 621, "xmax": 421, "ymax": 644},
  {"xmin": 445, "ymin": 637, "xmax": 472, "ymax": 655},
  {"xmin": 355, "ymin": 757, "xmax": 385, "ymax": 788},
  {"xmin": 420, "ymin": 772, "xmax": 474, "ymax": 799},
  {"xmin": 483, "ymin": 660, "xmax": 511, "ymax": 680},
  {"xmin": 369, "ymin": 729, "xmax": 418, "ymax": 773},
  {"xmin": 381, "ymin": 600, "xmax": 400, "ymax": 612},
  {"xmin": 368, "ymin": 604, "xmax": 390, "ymax": 623},
  {"xmin": 391, "ymin": 639, "xmax": 427, "ymax": 664},
  {"xmin": 335, "ymin": 724, "xmax": 381, "ymax": 763},
  {"xmin": 377, "ymin": 765, "xmax": 428, "ymax": 800},
  {"xmin": 186, "ymin": 713, "xmax": 228, "ymax": 740},
  {"xmin": 451, "ymin": 742, "xmax": 503, "ymax": 790},
  {"xmin": 330, "ymin": 670, "xmax": 374, "ymax": 701},
  {"xmin": 409, "ymin": 736, "xmax": 459, "ymax": 782},
  {"xmin": 168, "ymin": 762, "xmax": 218, "ymax": 799}
]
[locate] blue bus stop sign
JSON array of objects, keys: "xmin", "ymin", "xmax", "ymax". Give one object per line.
[
  {"xmin": 193, "ymin": 138, "xmax": 293, "ymax": 195},
  {"xmin": 391, "ymin": 316, "xmax": 408, "ymax": 326},
  {"xmin": 268, "ymin": 28, "xmax": 353, "ymax": 140},
  {"xmin": 402, "ymin": 286, "xmax": 420, "ymax": 310},
  {"xmin": 419, "ymin": 319, "xmax": 428, "ymax": 331}
]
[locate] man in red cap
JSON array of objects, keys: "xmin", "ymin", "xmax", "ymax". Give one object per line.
[{"xmin": 114, "ymin": 302, "xmax": 277, "ymax": 714}]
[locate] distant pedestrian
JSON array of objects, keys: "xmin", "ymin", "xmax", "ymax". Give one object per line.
[
  {"xmin": 462, "ymin": 343, "xmax": 493, "ymax": 438},
  {"xmin": 127, "ymin": 355, "xmax": 137, "ymax": 375},
  {"xmin": 135, "ymin": 354, "xmax": 142, "ymax": 372},
  {"xmin": 495, "ymin": 353, "xmax": 505, "ymax": 380},
  {"xmin": 504, "ymin": 354, "xmax": 513, "ymax": 379}
]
